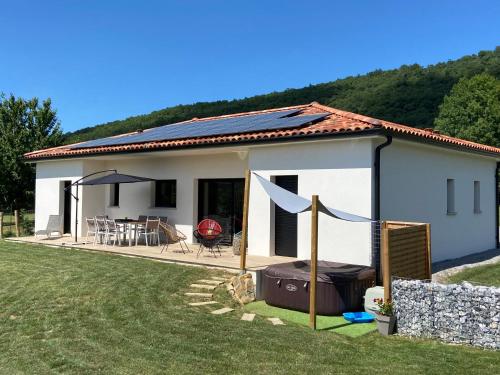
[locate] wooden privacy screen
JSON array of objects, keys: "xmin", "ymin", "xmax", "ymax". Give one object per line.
[{"xmin": 381, "ymin": 221, "xmax": 431, "ymax": 300}]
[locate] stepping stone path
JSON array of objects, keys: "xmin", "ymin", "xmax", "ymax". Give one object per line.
[
  {"xmin": 190, "ymin": 284, "xmax": 217, "ymax": 290},
  {"xmin": 211, "ymin": 307, "xmax": 234, "ymax": 315},
  {"xmin": 241, "ymin": 313, "xmax": 255, "ymax": 322},
  {"xmin": 184, "ymin": 292, "xmax": 212, "ymax": 297},
  {"xmin": 189, "ymin": 301, "xmax": 219, "ymax": 306},
  {"xmin": 185, "ymin": 274, "xmax": 287, "ymax": 327},
  {"xmin": 267, "ymin": 317, "xmax": 285, "ymax": 326}
]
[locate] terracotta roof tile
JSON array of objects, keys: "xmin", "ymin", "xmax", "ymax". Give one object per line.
[{"xmin": 24, "ymin": 102, "xmax": 500, "ymax": 160}]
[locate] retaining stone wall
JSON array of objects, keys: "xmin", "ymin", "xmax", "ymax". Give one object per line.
[{"xmin": 392, "ymin": 279, "xmax": 499, "ymax": 350}]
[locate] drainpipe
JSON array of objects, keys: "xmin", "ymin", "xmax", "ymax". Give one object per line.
[
  {"xmin": 374, "ymin": 135, "xmax": 393, "ymax": 220},
  {"xmin": 373, "ymin": 135, "xmax": 392, "ymax": 284},
  {"xmin": 496, "ymin": 162, "xmax": 500, "ymax": 249}
]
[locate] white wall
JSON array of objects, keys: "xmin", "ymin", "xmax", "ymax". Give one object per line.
[
  {"xmin": 35, "ymin": 160, "xmax": 84, "ymax": 236},
  {"xmin": 34, "ymin": 137, "xmax": 498, "ymax": 266},
  {"xmin": 248, "ymin": 139, "xmax": 374, "ymax": 266},
  {"xmin": 380, "ymin": 140, "xmax": 497, "ymax": 262},
  {"xmin": 34, "ymin": 139, "xmax": 375, "ymax": 266},
  {"xmin": 36, "ymin": 152, "xmax": 247, "ymax": 241},
  {"xmin": 94, "ymin": 152, "xmax": 248, "ymax": 242}
]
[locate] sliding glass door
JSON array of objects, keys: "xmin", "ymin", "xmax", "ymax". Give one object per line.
[{"xmin": 198, "ymin": 179, "xmax": 244, "ymax": 244}]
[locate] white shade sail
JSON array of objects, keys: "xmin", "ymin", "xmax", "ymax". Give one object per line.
[{"xmin": 253, "ymin": 173, "xmax": 374, "ymax": 223}]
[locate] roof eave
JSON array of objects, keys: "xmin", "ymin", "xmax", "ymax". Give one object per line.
[
  {"xmin": 24, "ymin": 128, "xmax": 500, "ymax": 162},
  {"xmin": 386, "ymin": 131, "xmax": 500, "ymax": 159},
  {"xmin": 24, "ymin": 128, "xmax": 384, "ymax": 162}
]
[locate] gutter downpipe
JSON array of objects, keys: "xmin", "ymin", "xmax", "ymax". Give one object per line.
[
  {"xmin": 374, "ymin": 135, "xmax": 393, "ymax": 220},
  {"xmin": 374, "ymin": 134, "xmax": 392, "ymax": 284},
  {"xmin": 496, "ymin": 162, "xmax": 500, "ymax": 249}
]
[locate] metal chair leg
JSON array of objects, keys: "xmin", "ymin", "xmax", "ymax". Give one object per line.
[
  {"xmin": 161, "ymin": 242, "xmax": 168, "ymax": 254},
  {"xmin": 196, "ymin": 244, "xmax": 203, "ymax": 258},
  {"xmin": 179, "ymin": 241, "xmax": 187, "ymax": 254}
]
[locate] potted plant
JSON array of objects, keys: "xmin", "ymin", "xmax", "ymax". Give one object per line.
[{"xmin": 373, "ymin": 298, "xmax": 395, "ymax": 336}]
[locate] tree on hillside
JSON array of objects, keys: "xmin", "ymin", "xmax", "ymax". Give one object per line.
[
  {"xmin": 434, "ymin": 74, "xmax": 500, "ymax": 147},
  {"xmin": 64, "ymin": 48, "xmax": 500, "ymax": 144},
  {"xmin": 0, "ymin": 94, "xmax": 63, "ymax": 210}
]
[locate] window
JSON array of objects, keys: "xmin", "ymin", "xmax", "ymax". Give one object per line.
[
  {"xmin": 110, "ymin": 183, "xmax": 119, "ymax": 207},
  {"xmin": 474, "ymin": 181, "xmax": 481, "ymax": 213},
  {"xmin": 446, "ymin": 179, "xmax": 456, "ymax": 215},
  {"xmin": 155, "ymin": 180, "xmax": 176, "ymax": 208}
]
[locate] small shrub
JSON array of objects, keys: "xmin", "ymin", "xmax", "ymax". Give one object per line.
[{"xmin": 374, "ymin": 298, "xmax": 393, "ymax": 316}]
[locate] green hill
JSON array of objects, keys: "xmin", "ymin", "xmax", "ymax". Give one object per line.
[{"xmin": 64, "ymin": 48, "xmax": 500, "ymax": 144}]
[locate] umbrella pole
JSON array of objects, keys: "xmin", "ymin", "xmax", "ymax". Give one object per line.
[
  {"xmin": 75, "ymin": 184, "xmax": 79, "ymax": 243},
  {"xmin": 309, "ymin": 195, "xmax": 319, "ymax": 330}
]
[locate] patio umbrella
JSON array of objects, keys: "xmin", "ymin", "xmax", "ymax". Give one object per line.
[
  {"xmin": 77, "ymin": 173, "xmax": 155, "ymax": 186},
  {"xmin": 65, "ymin": 170, "xmax": 155, "ymax": 243}
]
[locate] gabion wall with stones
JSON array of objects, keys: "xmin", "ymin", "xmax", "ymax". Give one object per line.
[{"xmin": 392, "ymin": 279, "xmax": 500, "ymax": 350}]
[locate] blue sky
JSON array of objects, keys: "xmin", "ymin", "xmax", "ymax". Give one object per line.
[{"xmin": 1, "ymin": 1, "xmax": 499, "ymax": 132}]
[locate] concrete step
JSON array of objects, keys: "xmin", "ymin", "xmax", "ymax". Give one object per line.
[
  {"xmin": 211, "ymin": 307, "xmax": 234, "ymax": 315},
  {"xmin": 210, "ymin": 276, "xmax": 230, "ymax": 281},
  {"xmin": 189, "ymin": 301, "xmax": 219, "ymax": 306},
  {"xmin": 241, "ymin": 313, "xmax": 255, "ymax": 322},
  {"xmin": 197, "ymin": 279, "xmax": 222, "ymax": 285},
  {"xmin": 267, "ymin": 317, "xmax": 285, "ymax": 326},
  {"xmin": 184, "ymin": 292, "xmax": 212, "ymax": 297},
  {"xmin": 190, "ymin": 284, "xmax": 217, "ymax": 290}
]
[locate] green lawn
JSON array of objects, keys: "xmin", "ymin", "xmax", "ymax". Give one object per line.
[
  {"xmin": 0, "ymin": 241, "xmax": 498, "ymax": 374},
  {"xmin": 245, "ymin": 301, "xmax": 376, "ymax": 337},
  {"xmin": 446, "ymin": 262, "xmax": 500, "ymax": 287}
]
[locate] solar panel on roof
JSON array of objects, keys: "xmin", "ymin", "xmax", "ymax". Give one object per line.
[{"xmin": 70, "ymin": 110, "xmax": 328, "ymax": 149}]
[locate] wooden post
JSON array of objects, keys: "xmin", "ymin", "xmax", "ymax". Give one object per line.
[
  {"xmin": 75, "ymin": 184, "xmax": 79, "ymax": 243},
  {"xmin": 14, "ymin": 210, "xmax": 20, "ymax": 237},
  {"xmin": 425, "ymin": 223, "xmax": 432, "ymax": 279},
  {"xmin": 309, "ymin": 195, "xmax": 319, "ymax": 330},
  {"xmin": 239, "ymin": 169, "xmax": 251, "ymax": 273},
  {"xmin": 381, "ymin": 221, "xmax": 391, "ymax": 301},
  {"xmin": 0, "ymin": 212, "xmax": 3, "ymax": 239}
]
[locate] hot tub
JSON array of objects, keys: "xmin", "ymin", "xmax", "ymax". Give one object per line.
[{"xmin": 263, "ymin": 260, "xmax": 375, "ymax": 316}]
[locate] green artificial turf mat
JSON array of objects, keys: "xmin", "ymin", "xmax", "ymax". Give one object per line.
[{"xmin": 245, "ymin": 301, "xmax": 376, "ymax": 337}]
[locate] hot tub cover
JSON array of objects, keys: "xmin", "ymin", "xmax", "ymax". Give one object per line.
[{"xmin": 264, "ymin": 260, "xmax": 375, "ymax": 284}]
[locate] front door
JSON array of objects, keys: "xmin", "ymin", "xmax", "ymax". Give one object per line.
[
  {"xmin": 63, "ymin": 181, "xmax": 72, "ymax": 234},
  {"xmin": 274, "ymin": 175, "xmax": 298, "ymax": 257},
  {"xmin": 198, "ymin": 179, "xmax": 244, "ymax": 244}
]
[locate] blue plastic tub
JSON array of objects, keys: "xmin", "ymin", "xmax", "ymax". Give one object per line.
[{"xmin": 342, "ymin": 312, "xmax": 375, "ymax": 323}]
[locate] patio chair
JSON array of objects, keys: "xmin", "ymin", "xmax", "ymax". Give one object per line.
[
  {"xmin": 136, "ymin": 218, "xmax": 160, "ymax": 246},
  {"xmin": 158, "ymin": 216, "xmax": 169, "ymax": 243},
  {"xmin": 95, "ymin": 217, "xmax": 107, "ymax": 244},
  {"xmin": 104, "ymin": 219, "xmax": 126, "ymax": 246},
  {"xmin": 159, "ymin": 222, "xmax": 190, "ymax": 254},
  {"xmin": 34, "ymin": 215, "xmax": 62, "ymax": 239},
  {"xmin": 134, "ymin": 215, "xmax": 148, "ymax": 237},
  {"xmin": 193, "ymin": 219, "xmax": 224, "ymax": 257},
  {"xmin": 85, "ymin": 217, "xmax": 98, "ymax": 244}
]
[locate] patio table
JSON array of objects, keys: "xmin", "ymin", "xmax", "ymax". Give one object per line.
[{"xmin": 115, "ymin": 219, "xmax": 146, "ymax": 246}]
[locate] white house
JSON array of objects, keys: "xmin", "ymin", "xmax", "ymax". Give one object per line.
[{"xmin": 25, "ymin": 103, "xmax": 500, "ymax": 265}]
